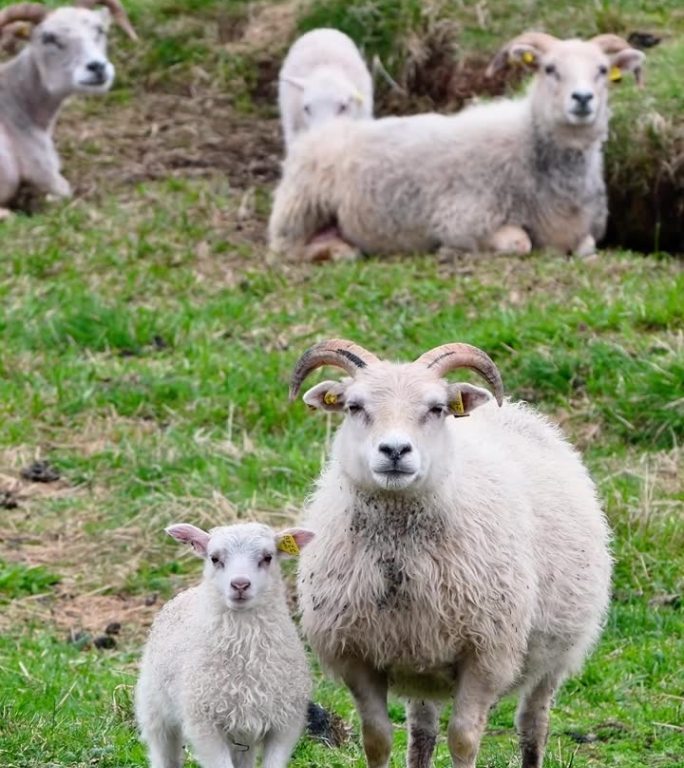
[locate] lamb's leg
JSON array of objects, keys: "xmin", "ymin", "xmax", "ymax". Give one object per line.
[
  {"xmin": 142, "ymin": 721, "xmax": 183, "ymax": 768},
  {"xmin": 516, "ymin": 675, "xmax": 558, "ymax": 768},
  {"xmin": 486, "ymin": 225, "xmax": 532, "ymax": 255},
  {"xmin": 187, "ymin": 729, "xmax": 235, "ymax": 768},
  {"xmin": 340, "ymin": 661, "xmax": 393, "ymax": 768},
  {"xmin": 261, "ymin": 718, "xmax": 304, "ymax": 768},
  {"xmin": 268, "ymin": 175, "xmax": 328, "ymax": 260},
  {"xmin": 447, "ymin": 667, "xmax": 498, "ymax": 768},
  {"xmin": 17, "ymin": 133, "xmax": 72, "ymax": 199},
  {"xmin": 407, "ymin": 699, "xmax": 441, "ymax": 768},
  {"xmin": 574, "ymin": 234, "xmax": 596, "ymax": 257}
]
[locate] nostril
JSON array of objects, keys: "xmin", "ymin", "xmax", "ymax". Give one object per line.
[
  {"xmin": 398, "ymin": 444, "xmax": 412, "ymax": 457},
  {"xmin": 571, "ymin": 91, "xmax": 593, "ymax": 105},
  {"xmin": 230, "ymin": 578, "xmax": 251, "ymax": 592},
  {"xmin": 379, "ymin": 443, "xmax": 412, "ymax": 462},
  {"xmin": 378, "ymin": 443, "xmax": 394, "ymax": 458},
  {"xmin": 86, "ymin": 61, "xmax": 106, "ymax": 75}
]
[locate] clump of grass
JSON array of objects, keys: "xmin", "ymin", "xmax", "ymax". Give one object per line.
[{"xmin": 0, "ymin": 561, "xmax": 60, "ymax": 600}]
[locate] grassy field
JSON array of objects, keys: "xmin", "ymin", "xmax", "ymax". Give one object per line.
[{"xmin": 0, "ymin": 1, "xmax": 683, "ymax": 767}]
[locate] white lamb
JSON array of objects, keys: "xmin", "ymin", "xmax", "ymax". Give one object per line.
[
  {"xmin": 269, "ymin": 33, "xmax": 645, "ymax": 260},
  {"xmin": 278, "ymin": 28, "xmax": 373, "ymax": 149},
  {"xmin": 289, "ymin": 339, "xmax": 612, "ymax": 768},
  {"xmin": 136, "ymin": 522, "xmax": 314, "ymax": 768}
]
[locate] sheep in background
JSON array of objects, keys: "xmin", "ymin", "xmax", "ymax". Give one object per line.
[
  {"xmin": 289, "ymin": 339, "xmax": 612, "ymax": 768},
  {"xmin": 269, "ymin": 33, "xmax": 645, "ymax": 261},
  {"xmin": 136, "ymin": 522, "xmax": 314, "ymax": 768},
  {"xmin": 0, "ymin": 0, "xmax": 137, "ymax": 218},
  {"xmin": 278, "ymin": 28, "xmax": 373, "ymax": 149}
]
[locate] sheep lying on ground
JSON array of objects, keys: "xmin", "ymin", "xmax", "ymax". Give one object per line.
[
  {"xmin": 269, "ymin": 33, "xmax": 645, "ymax": 261},
  {"xmin": 278, "ymin": 28, "xmax": 372, "ymax": 149},
  {"xmin": 290, "ymin": 339, "xmax": 612, "ymax": 768},
  {"xmin": 136, "ymin": 522, "xmax": 314, "ymax": 768},
  {"xmin": 0, "ymin": 0, "xmax": 137, "ymax": 217}
]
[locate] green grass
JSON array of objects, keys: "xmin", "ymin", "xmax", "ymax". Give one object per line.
[{"xmin": 0, "ymin": 0, "xmax": 682, "ymax": 766}]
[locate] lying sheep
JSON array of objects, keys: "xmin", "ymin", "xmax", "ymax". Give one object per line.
[
  {"xmin": 269, "ymin": 33, "xmax": 645, "ymax": 260},
  {"xmin": 290, "ymin": 339, "xmax": 612, "ymax": 768},
  {"xmin": 278, "ymin": 28, "xmax": 373, "ymax": 149},
  {"xmin": 0, "ymin": 0, "xmax": 137, "ymax": 217},
  {"xmin": 136, "ymin": 522, "xmax": 314, "ymax": 768}
]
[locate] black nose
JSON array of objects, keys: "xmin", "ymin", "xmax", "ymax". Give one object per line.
[
  {"xmin": 230, "ymin": 578, "xmax": 251, "ymax": 593},
  {"xmin": 571, "ymin": 91, "xmax": 594, "ymax": 108},
  {"xmin": 378, "ymin": 442, "xmax": 412, "ymax": 463},
  {"xmin": 86, "ymin": 60, "xmax": 106, "ymax": 77}
]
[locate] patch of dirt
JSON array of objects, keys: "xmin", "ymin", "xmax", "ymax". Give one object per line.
[{"xmin": 224, "ymin": 0, "xmax": 301, "ymax": 54}]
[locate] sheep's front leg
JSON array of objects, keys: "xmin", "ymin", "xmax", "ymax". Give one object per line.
[
  {"xmin": 340, "ymin": 661, "xmax": 393, "ymax": 768},
  {"xmin": 261, "ymin": 718, "xmax": 304, "ymax": 768},
  {"xmin": 574, "ymin": 234, "xmax": 596, "ymax": 257},
  {"xmin": 516, "ymin": 675, "xmax": 559, "ymax": 768},
  {"xmin": 486, "ymin": 225, "xmax": 532, "ymax": 255},
  {"xmin": 447, "ymin": 666, "xmax": 498, "ymax": 768},
  {"xmin": 268, "ymin": 174, "xmax": 329, "ymax": 260},
  {"xmin": 407, "ymin": 698, "xmax": 441, "ymax": 768},
  {"xmin": 187, "ymin": 728, "xmax": 235, "ymax": 768},
  {"xmin": 18, "ymin": 132, "xmax": 72, "ymax": 200}
]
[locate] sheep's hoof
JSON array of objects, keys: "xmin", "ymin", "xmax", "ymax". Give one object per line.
[
  {"xmin": 574, "ymin": 235, "xmax": 597, "ymax": 258},
  {"xmin": 488, "ymin": 226, "xmax": 532, "ymax": 255},
  {"xmin": 305, "ymin": 237, "xmax": 361, "ymax": 263}
]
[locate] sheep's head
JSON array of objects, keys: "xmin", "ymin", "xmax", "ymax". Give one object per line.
[
  {"xmin": 166, "ymin": 522, "xmax": 315, "ymax": 611},
  {"xmin": 282, "ymin": 68, "xmax": 367, "ymax": 130},
  {"xmin": 488, "ymin": 32, "xmax": 645, "ymax": 135},
  {"xmin": 0, "ymin": 1, "xmax": 136, "ymax": 96},
  {"xmin": 290, "ymin": 340, "xmax": 503, "ymax": 493}
]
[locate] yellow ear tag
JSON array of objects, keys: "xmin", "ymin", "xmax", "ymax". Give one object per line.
[
  {"xmin": 450, "ymin": 391, "xmax": 466, "ymax": 416},
  {"xmin": 323, "ymin": 392, "xmax": 338, "ymax": 406},
  {"xmin": 522, "ymin": 51, "xmax": 536, "ymax": 65},
  {"xmin": 277, "ymin": 534, "xmax": 300, "ymax": 556},
  {"xmin": 609, "ymin": 66, "xmax": 622, "ymax": 82},
  {"xmin": 353, "ymin": 90, "xmax": 364, "ymax": 104}
]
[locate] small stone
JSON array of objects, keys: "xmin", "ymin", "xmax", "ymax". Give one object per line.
[
  {"xmin": 20, "ymin": 460, "xmax": 60, "ymax": 483},
  {"xmin": 105, "ymin": 621, "xmax": 122, "ymax": 636},
  {"xmin": 93, "ymin": 635, "xmax": 117, "ymax": 650},
  {"xmin": 144, "ymin": 593, "xmax": 158, "ymax": 606}
]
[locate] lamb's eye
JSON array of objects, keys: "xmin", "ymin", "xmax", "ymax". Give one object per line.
[
  {"xmin": 41, "ymin": 32, "xmax": 61, "ymax": 47},
  {"xmin": 337, "ymin": 103, "xmax": 348, "ymax": 115},
  {"xmin": 429, "ymin": 405, "xmax": 445, "ymax": 417},
  {"xmin": 544, "ymin": 63, "xmax": 557, "ymax": 76},
  {"xmin": 210, "ymin": 555, "xmax": 221, "ymax": 567},
  {"xmin": 303, "ymin": 104, "xmax": 312, "ymax": 115},
  {"xmin": 347, "ymin": 403, "xmax": 364, "ymax": 415},
  {"xmin": 95, "ymin": 25, "xmax": 105, "ymax": 38},
  {"xmin": 260, "ymin": 553, "xmax": 273, "ymax": 567},
  {"xmin": 598, "ymin": 64, "xmax": 608, "ymax": 76}
]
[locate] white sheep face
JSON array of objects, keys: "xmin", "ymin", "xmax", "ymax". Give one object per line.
[
  {"xmin": 522, "ymin": 39, "xmax": 644, "ymax": 130},
  {"xmin": 31, "ymin": 8, "xmax": 115, "ymax": 96},
  {"xmin": 166, "ymin": 522, "xmax": 314, "ymax": 611},
  {"xmin": 287, "ymin": 69, "xmax": 366, "ymax": 131},
  {"xmin": 304, "ymin": 363, "xmax": 494, "ymax": 493}
]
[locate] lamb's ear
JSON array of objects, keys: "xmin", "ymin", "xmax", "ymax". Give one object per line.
[
  {"xmin": 609, "ymin": 48, "xmax": 645, "ymax": 86},
  {"xmin": 97, "ymin": 8, "xmax": 112, "ymax": 29},
  {"xmin": 165, "ymin": 523, "xmax": 210, "ymax": 557},
  {"xmin": 276, "ymin": 528, "xmax": 315, "ymax": 558},
  {"xmin": 281, "ymin": 75, "xmax": 307, "ymax": 91},
  {"xmin": 302, "ymin": 380, "xmax": 347, "ymax": 412},
  {"xmin": 446, "ymin": 383, "xmax": 495, "ymax": 417},
  {"xmin": 500, "ymin": 43, "xmax": 541, "ymax": 72}
]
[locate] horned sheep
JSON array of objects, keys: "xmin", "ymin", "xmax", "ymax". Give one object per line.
[
  {"xmin": 278, "ymin": 28, "xmax": 373, "ymax": 149},
  {"xmin": 269, "ymin": 33, "xmax": 645, "ymax": 260},
  {"xmin": 290, "ymin": 339, "xmax": 612, "ymax": 768},
  {"xmin": 136, "ymin": 522, "xmax": 314, "ymax": 768},
  {"xmin": 0, "ymin": 0, "xmax": 137, "ymax": 218}
]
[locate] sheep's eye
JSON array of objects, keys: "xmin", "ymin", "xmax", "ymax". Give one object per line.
[
  {"xmin": 303, "ymin": 104, "xmax": 312, "ymax": 115},
  {"xmin": 95, "ymin": 25, "xmax": 105, "ymax": 38},
  {"xmin": 347, "ymin": 403, "xmax": 364, "ymax": 415},
  {"xmin": 429, "ymin": 405, "xmax": 445, "ymax": 417},
  {"xmin": 337, "ymin": 103, "xmax": 348, "ymax": 115},
  {"xmin": 41, "ymin": 32, "xmax": 62, "ymax": 48},
  {"xmin": 210, "ymin": 555, "xmax": 222, "ymax": 567},
  {"xmin": 260, "ymin": 553, "xmax": 273, "ymax": 567},
  {"xmin": 598, "ymin": 64, "xmax": 608, "ymax": 76},
  {"xmin": 544, "ymin": 63, "xmax": 557, "ymax": 76}
]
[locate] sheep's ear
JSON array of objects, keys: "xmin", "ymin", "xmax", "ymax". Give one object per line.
[
  {"xmin": 165, "ymin": 523, "xmax": 210, "ymax": 557},
  {"xmin": 97, "ymin": 7, "xmax": 112, "ymax": 29},
  {"xmin": 302, "ymin": 380, "xmax": 347, "ymax": 412},
  {"xmin": 609, "ymin": 48, "xmax": 645, "ymax": 86},
  {"xmin": 446, "ymin": 383, "xmax": 495, "ymax": 417},
  {"xmin": 276, "ymin": 528, "xmax": 315, "ymax": 558},
  {"xmin": 507, "ymin": 44, "xmax": 541, "ymax": 71},
  {"xmin": 281, "ymin": 75, "xmax": 307, "ymax": 91}
]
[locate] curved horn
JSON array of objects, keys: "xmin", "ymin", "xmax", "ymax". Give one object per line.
[
  {"xmin": 0, "ymin": 3, "xmax": 49, "ymax": 30},
  {"xmin": 74, "ymin": 0, "xmax": 138, "ymax": 40},
  {"xmin": 589, "ymin": 34, "xmax": 632, "ymax": 54},
  {"xmin": 415, "ymin": 343, "xmax": 504, "ymax": 405},
  {"xmin": 487, "ymin": 31, "xmax": 559, "ymax": 77},
  {"xmin": 289, "ymin": 339, "xmax": 380, "ymax": 401}
]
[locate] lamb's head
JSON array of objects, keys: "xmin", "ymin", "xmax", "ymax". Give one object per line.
[
  {"xmin": 0, "ymin": 1, "xmax": 136, "ymax": 96},
  {"xmin": 488, "ymin": 32, "xmax": 644, "ymax": 137},
  {"xmin": 283, "ymin": 68, "xmax": 366, "ymax": 130},
  {"xmin": 166, "ymin": 522, "xmax": 314, "ymax": 611},
  {"xmin": 290, "ymin": 340, "xmax": 503, "ymax": 493}
]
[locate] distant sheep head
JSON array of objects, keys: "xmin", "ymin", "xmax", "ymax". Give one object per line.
[
  {"xmin": 0, "ymin": 0, "xmax": 137, "ymax": 96},
  {"xmin": 282, "ymin": 68, "xmax": 367, "ymax": 130},
  {"xmin": 488, "ymin": 32, "xmax": 645, "ymax": 134},
  {"xmin": 290, "ymin": 340, "xmax": 503, "ymax": 492}
]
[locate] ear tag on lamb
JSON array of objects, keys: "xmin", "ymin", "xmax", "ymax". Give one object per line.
[
  {"xmin": 450, "ymin": 391, "xmax": 466, "ymax": 417},
  {"xmin": 352, "ymin": 90, "xmax": 364, "ymax": 104},
  {"xmin": 609, "ymin": 66, "xmax": 622, "ymax": 82},
  {"xmin": 277, "ymin": 534, "xmax": 300, "ymax": 556},
  {"xmin": 521, "ymin": 51, "xmax": 536, "ymax": 65},
  {"xmin": 324, "ymin": 392, "xmax": 338, "ymax": 406}
]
